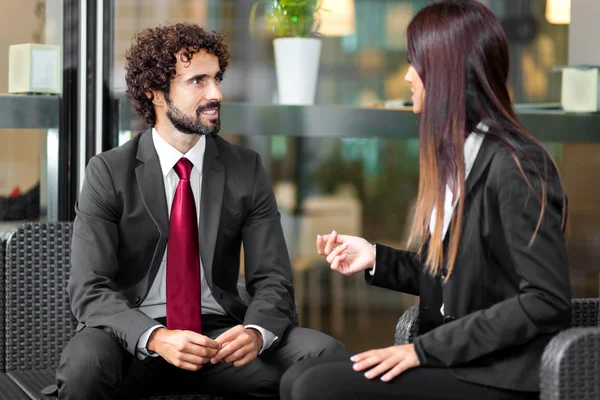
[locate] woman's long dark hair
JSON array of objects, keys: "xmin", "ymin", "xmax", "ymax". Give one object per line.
[{"xmin": 406, "ymin": 0, "xmax": 567, "ymax": 279}]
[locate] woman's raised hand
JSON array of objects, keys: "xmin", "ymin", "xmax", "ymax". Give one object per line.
[{"xmin": 316, "ymin": 231, "xmax": 376, "ymax": 276}]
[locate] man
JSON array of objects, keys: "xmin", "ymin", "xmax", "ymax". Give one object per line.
[{"xmin": 56, "ymin": 23, "xmax": 344, "ymax": 399}]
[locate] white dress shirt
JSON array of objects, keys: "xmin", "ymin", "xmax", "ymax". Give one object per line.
[
  {"xmin": 429, "ymin": 129, "xmax": 485, "ymax": 241},
  {"xmin": 136, "ymin": 128, "xmax": 276, "ymax": 358},
  {"xmin": 370, "ymin": 126, "xmax": 486, "ymax": 318}
]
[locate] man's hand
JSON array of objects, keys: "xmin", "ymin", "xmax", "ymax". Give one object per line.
[
  {"xmin": 147, "ymin": 328, "xmax": 220, "ymax": 371},
  {"xmin": 211, "ymin": 325, "xmax": 263, "ymax": 367},
  {"xmin": 351, "ymin": 344, "xmax": 420, "ymax": 382}
]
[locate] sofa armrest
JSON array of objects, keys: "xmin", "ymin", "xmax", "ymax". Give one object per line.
[
  {"xmin": 394, "ymin": 305, "xmax": 419, "ymax": 345},
  {"xmin": 540, "ymin": 327, "xmax": 600, "ymax": 400},
  {"xmin": 570, "ymin": 298, "xmax": 600, "ymax": 328}
]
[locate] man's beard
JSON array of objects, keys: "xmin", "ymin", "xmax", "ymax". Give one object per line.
[{"xmin": 164, "ymin": 94, "xmax": 221, "ymax": 136}]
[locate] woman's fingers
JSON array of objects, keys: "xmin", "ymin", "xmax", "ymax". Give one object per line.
[
  {"xmin": 352, "ymin": 353, "xmax": 381, "ymax": 372},
  {"xmin": 326, "ymin": 243, "xmax": 347, "ymax": 264},
  {"xmin": 316, "ymin": 234, "xmax": 326, "ymax": 256},
  {"xmin": 323, "ymin": 231, "xmax": 339, "ymax": 255},
  {"xmin": 351, "ymin": 350, "xmax": 372, "ymax": 363},
  {"xmin": 350, "ymin": 346, "xmax": 419, "ymax": 382},
  {"xmin": 363, "ymin": 358, "xmax": 398, "ymax": 379},
  {"xmin": 330, "ymin": 254, "xmax": 348, "ymax": 274},
  {"xmin": 380, "ymin": 360, "xmax": 413, "ymax": 382}
]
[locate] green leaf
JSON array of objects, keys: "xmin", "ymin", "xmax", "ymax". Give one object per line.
[{"xmin": 250, "ymin": 0, "xmax": 323, "ymax": 38}]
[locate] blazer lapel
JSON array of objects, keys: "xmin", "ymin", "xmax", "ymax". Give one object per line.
[
  {"xmin": 199, "ymin": 135, "xmax": 224, "ymax": 288},
  {"xmin": 135, "ymin": 130, "xmax": 170, "ymax": 292},
  {"xmin": 465, "ymin": 135, "xmax": 501, "ymax": 195}
]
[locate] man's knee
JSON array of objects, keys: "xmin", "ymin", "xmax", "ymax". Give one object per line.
[
  {"xmin": 318, "ymin": 332, "xmax": 347, "ymax": 355},
  {"xmin": 300, "ymin": 329, "xmax": 347, "ymax": 358},
  {"xmin": 57, "ymin": 328, "xmax": 127, "ymax": 398},
  {"xmin": 276, "ymin": 327, "xmax": 347, "ymax": 364}
]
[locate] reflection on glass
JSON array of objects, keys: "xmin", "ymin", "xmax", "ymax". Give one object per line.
[
  {"xmin": 0, "ymin": 129, "xmax": 46, "ymax": 235},
  {"xmin": 112, "ymin": 0, "xmax": 569, "ymax": 106},
  {"xmin": 226, "ymin": 134, "xmax": 423, "ymax": 347},
  {"xmin": 111, "ymin": 0, "xmax": 600, "ymax": 351},
  {"xmin": 318, "ymin": 0, "xmax": 356, "ymax": 37},
  {"xmin": 0, "ymin": 0, "xmax": 62, "ymax": 235}
]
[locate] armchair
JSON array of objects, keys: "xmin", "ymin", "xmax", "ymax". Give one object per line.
[{"xmin": 394, "ymin": 299, "xmax": 600, "ymax": 400}]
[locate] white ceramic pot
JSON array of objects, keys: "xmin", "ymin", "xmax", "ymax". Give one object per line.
[{"xmin": 273, "ymin": 37, "xmax": 322, "ymax": 105}]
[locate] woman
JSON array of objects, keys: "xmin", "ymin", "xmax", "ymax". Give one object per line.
[{"xmin": 280, "ymin": 1, "xmax": 571, "ymax": 399}]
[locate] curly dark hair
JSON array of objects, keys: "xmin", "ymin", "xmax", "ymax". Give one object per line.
[{"xmin": 125, "ymin": 23, "xmax": 229, "ymax": 126}]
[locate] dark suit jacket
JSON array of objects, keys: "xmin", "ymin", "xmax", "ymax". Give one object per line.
[
  {"xmin": 67, "ymin": 130, "xmax": 296, "ymax": 355},
  {"xmin": 367, "ymin": 134, "xmax": 571, "ymax": 392}
]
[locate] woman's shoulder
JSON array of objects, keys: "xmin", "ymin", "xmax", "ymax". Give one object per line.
[
  {"xmin": 486, "ymin": 132, "xmax": 563, "ymax": 197},
  {"xmin": 487, "ymin": 132, "xmax": 555, "ymax": 175}
]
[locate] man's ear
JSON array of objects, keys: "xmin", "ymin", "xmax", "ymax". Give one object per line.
[{"xmin": 146, "ymin": 90, "xmax": 165, "ymax": 107}]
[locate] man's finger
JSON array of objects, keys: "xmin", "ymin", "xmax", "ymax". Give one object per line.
[
  {"xmin": 187, "ymin": 332, "xmax": 220, "ymax": 349},
  {"xmin": 181, "ymin": 362, "xmax": 203, "ymax": 371},
  {"xmin": 223, "ymin": 345, "xmax": 250, "ymax": 364},
  {"xmin": 212, "ymin": 339, "xmax": 244, "ymax": 363},
  {"xmin": 214, "ymin": 325, "xmax": 243, "ymax": 345},
  {"xmin": 179, "ymin": 353, "xmax": 210, "ymax": 366},
  {"xmin": 233, "ymin": 351, "xmax": 256, "ymax": 367},
  {"xmin": 172, "ymin": 359, "xmax": 203, "ymax": 371},
  {"xmin": 187, "ymin": 344, "xmax": 219, "ymax": 358}
]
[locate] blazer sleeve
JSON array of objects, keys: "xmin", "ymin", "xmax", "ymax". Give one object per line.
[
  {"xmin": 241, "ymin": 154, "xmax": 296, "ymax": 342},
  {"xmin": 365, "ymin": 244, "xmax": 422, "ymax": 296},
  {"xmin": 67, "ymin": 156, "xmax": 158, "ymax": 355},
  {"xmin": 414, "ymin": 149, "xmax": 572, "ymax": 367}
]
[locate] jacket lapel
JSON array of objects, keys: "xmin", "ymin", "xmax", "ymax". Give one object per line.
[
  {"xmin": 199, "ymin": 135, "xmax": 224, "ymax": 288},
  {"xmin": 465, "ymin": 135, "xmax": 501, "ymax": 196},
  {"xmin": 135, "ymin": 130, "xmax": 169, "ymax": 237},
  {"xmin": 135, "ymin": 130, "xmax": 169, "ymax": 292}
]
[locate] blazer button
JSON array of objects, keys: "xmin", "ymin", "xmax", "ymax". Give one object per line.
[
  {"xmin": 135, "ymin": 296, "xmax": 141, "ymax": 305},
  {"xmin": 444, "ymin": 315, "xmax": 456, "ymax": 323}
]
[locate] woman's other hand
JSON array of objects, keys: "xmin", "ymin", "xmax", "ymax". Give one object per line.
[
  {"xmin": 351, "ymin": 344, "xmax": 421, "ymax": 382},
  {"xmin": 316, "ymin": 231, "xmax": 375, "ymax": 276}
]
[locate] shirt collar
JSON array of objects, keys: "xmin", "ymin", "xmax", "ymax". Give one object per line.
[
  {"xmin": 152, "ymin": 127, "xmax": 206, "ymax": 178},
  {"xmin": 464, "ymin": 122, "xmax": 487, "ymax": 179}
]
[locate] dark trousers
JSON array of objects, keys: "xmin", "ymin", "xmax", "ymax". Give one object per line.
[
  {"xmin": 280, "ymin": 353, "xmax": 540, "ymax": 400},
  {"xmin": 56, "ymin": 315, "xmax": 346, "ymax": 400}
]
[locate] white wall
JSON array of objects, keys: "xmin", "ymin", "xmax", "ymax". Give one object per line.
[
  {"xmin": 0, "ymin": 0, "xmax": 40, "ymax": 93},
  {"xmin": 569, "ymin": 0, "xmax": 600, "ymax": 65}
]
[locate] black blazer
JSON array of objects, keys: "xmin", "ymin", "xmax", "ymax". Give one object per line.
[
  {"xmin": 367, "ymin": 134, "xmax": 571, "ymax": 392},
  {"xmin": 67, "ymin": 130, "xmax": 296, "ymax": 354}
]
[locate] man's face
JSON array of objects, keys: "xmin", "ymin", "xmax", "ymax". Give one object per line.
[{"xmin": 164, "ymin": 49, "xmax": 223, "ymax": 135}]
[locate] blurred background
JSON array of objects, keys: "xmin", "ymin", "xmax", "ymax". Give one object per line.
[{"xmin": 1, "ymin": 0, "xmax": 599, "ymax": 352}]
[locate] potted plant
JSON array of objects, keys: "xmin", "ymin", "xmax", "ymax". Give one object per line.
[{"xmin": 250, "ymin": 0, "xmax": 323, "ymax": 105}]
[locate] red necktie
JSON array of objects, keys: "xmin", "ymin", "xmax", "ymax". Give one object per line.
[{"xmin": 166, "ymin": 158, "xmax": 202, "ymax": 333}]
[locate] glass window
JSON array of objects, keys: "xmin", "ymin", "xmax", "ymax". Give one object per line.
[
  {"xmin": 110, "ymin": 0, "xmax": 600, "ymax": 350},
  {"xmin": 0, "ymin": 0, "xmax": 62, "ymax": 237}
]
